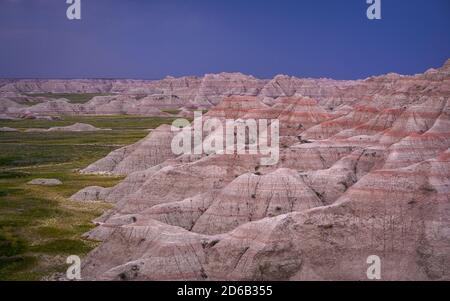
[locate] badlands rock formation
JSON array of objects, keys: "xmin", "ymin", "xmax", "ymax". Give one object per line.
[
  {"xmin": 27, "ymin": 178, "xmax": 62, "ymax": 186},
  {"xmin": 1, "ymin": 59, "xmax": 448, "ymax": 119},
  {"xmin": 51, "ymin": 59, "xmax": 450, "ymax": 280},
  {"xmin": 80, "ymin": 125, "xmax": 177, "ymax": 175},
  {"xmin": 25, "ymin": 123, "xmax": 110, "ymax": 133},
  {"xmin": 0, "ymin": 127, "xmax": 18, "ymax": 132}
]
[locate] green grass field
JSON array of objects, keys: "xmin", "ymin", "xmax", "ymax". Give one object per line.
[{"xmin": 0, "ymin": 115, "xmax": 177, "ymax": 280}]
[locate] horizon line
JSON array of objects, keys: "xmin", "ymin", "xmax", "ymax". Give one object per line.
[{"xmin": 0, "ymin": 58, "xmax": 448, "ymax": 83}]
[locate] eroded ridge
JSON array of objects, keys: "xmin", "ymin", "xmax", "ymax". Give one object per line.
[{"xmin": 68, "ymin": 60, "xmax": 450, "ymax": 280}]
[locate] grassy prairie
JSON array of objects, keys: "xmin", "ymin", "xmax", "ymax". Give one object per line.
[
  {"xmin": 0, "ymin": 115, "xmax": 177, "ymax": 280},
  {"xmin": 25, "ymin": 93, "xmax": 112, "ymax": 104},
  {"xmin": 0, "ymin": 115, "xmax": 178, "ymax": 131}
]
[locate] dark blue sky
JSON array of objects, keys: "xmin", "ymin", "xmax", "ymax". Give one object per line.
[{"xmin": 0, "ymin": 0, "xmax": 449, "ymax": 79}]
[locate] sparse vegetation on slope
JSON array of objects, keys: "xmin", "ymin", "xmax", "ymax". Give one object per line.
[{"xmin": 0, "ymin": 115, "xmax": 177, "ymax": 280}]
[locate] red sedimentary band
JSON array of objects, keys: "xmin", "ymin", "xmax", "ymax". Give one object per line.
[
  {"xmin": 319, "ymin": 120, "xmax": 369, "ymax": 127},
  {"xmin": 407, "ymin": 132, "xmax": 450, "ymax": 138},
  {"xmin": 345, "ymin": 186, "xmax": 448, "ymax": 194},
  {"xmin": 279, "ymin": 112, "xmax": 333, "ymax": 119},
  {"xmin": 388, "ymin": 145, "xmax": 450, "ymax": 151},
  {"xmin": 370, "ymin": 169, "xmax": 449, "ymax": 177},
  {"xmin": 341, "ymin": 124, "xmax": 393, "ymax": 132},
  {"xmin": 278, "ymin": 98, "xmax": 320, "ymax": 105},
  {"xmin": 381, "ymin": 130, "xmax": 450, "ymax": 138},
  {"xmin": 438, "ymin": 152, "xmax": 450, "ymax": 160},
  {"xmin": 382, "ymin": 108, "xmax": 404, "ymax": 114},
  {"xmin": 353, "ymin": 106, "xmax": 380, "ymax": 113},
  {"xmin": 396, "ymin": 111, "xmax": 443, "ymax": 118}
]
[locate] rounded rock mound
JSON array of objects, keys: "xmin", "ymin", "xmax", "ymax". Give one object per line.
[{"xmin": 27, "ymin": 178, "xmax": 62, "ymax": 186}]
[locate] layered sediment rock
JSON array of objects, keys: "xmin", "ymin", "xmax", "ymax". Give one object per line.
[
  {"xmin": 0, "ymin": 127, "xmax": 18, "ymax": 132},
  {"xmin": 1, "ymin": 59, "xmax": 448, "ymax": 118},
  {"xmin": 25, "ymin": 123, "xmax": 110, "ymax": 132},
  {"xmin": 66, "ymin": 59, "xmax": 450, "ymax": 280},
  {"xmin": 80, "ymin": 124, "xmax": 177, "ymax": 175},
  {"xmin": 191, "ymin": 168, "xmax": 322, "ymax": 235},
  {"xmin": 27, "ymin": 178, "xmax": 62, "ymax": 186}
]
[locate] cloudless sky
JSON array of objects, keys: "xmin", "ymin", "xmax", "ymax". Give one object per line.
[{"xmin": 0, "ymin": 0, "xmax": 449, "ymax": 79}]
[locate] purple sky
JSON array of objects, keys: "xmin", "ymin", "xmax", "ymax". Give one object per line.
[{"xmin": 0, "ymin": 0, "xmax": 449, "ymax": 79}]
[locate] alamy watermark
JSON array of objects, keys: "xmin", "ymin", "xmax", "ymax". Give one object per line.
[
  {"xmin": 66, "ymin": 1, "xmax": 381, "ymax": 21},
  {"xmin": 66, "ymin": 255, "xmax": 81, "ymax": 280},
  {"xmin": 171, "ymin": 112, "xmax": 280, "ymax": 166},
  {"xmin": 366, "ymin": 255, "xmax": 382, "ymax": 280},
  {"xmin": 367, "ymin": 0, "xmax": 382, "ymax": 20},
  {"xmin": 66, "ymin": 0, "xmax": 81, "ymax": 20}
]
